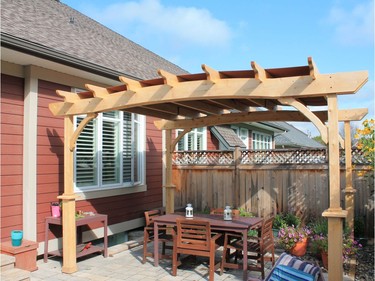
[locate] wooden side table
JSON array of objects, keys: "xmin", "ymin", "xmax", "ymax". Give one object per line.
[
  {"xmin": 44, "ymin": 213, "xmax": 108, "ymax": 262},
  {"xmin": 0, "ymin": 239, "xmax": 38, "ymax": 271}
]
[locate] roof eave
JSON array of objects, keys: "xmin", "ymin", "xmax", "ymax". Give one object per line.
[{"xmin": 1, "ymin": 32, "xmax": 138, "ymax": 81}]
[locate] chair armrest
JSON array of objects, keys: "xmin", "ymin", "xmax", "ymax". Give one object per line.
[{"xmin": 211, "ymin": 232, "xmax": 223, "ymax": 241}]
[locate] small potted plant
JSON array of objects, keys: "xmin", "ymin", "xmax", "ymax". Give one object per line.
[
  {"xmin": 277, "ymin": 225, "xmax": 311, "ymax": 256},
  {"xmin": 272, "ymin": 213, "xmax": 301, "ymax": 239},
  {"xmin": 343, "ymin": 232, "xmax": 362, "ymax": 263},
  {"xmin": 51, "ymin": 201, "xmax": 61, "ymax": 217}
]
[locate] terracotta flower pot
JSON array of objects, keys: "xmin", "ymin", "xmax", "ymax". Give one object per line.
[
  {"xmin": 321, "ymin": 251, "xmax": 328, "ymax": 269},
  {"xmin": 290, "ymin": 237, "xmax": 308, "ymax": 256}
]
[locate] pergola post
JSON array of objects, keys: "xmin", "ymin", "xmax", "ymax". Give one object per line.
[
  {"xmin": 344, "ymin": 121, "xmax": 356, "ymax": 233},
  {"xmin": 164, "ymin": 129, "xmax": 175, "ymax": 214},
  {"xmin": 59, "ymin": 116, "xmax": 78, "ymax": 273},
  {"xmin": 322, "ymin": 95, "xmax": 347, "ymax": 281}
]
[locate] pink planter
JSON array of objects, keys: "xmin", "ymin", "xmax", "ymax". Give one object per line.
[{"xmin": 51, "ymin": 205, "xmax": 61, "ymax": 217}]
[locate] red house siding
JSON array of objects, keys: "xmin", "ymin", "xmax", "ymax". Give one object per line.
[
  {"xmin": 36, "ymin": 80, "xmax": 164, "ymax": 242},
  {"xmin": 36, "ymin": 80, "xmax": 67, "ymax": 242},
  {"xmin": 1, "ymin": 74, "xmax": 24, "ymax": 241}
]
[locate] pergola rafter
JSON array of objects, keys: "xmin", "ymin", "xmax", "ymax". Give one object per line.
[{"xmin": 49, "ymin": 57, "xmax": 368, "ymax": 281}]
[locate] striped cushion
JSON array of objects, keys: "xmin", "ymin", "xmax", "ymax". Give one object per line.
[
  {"xmin": 269, "ymin": 265, "xmax": 315, "ymax": 281},
  {"xmin": 265, "ymin": 253, "xmax": 322, "ymax": 281}
]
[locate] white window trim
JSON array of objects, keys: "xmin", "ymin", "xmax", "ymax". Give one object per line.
[
  {"xmin": 252, "ymin": 130, "xmax": 272, "ymax": 150},
  {"xmin": 73, "ymin": 112, "xmax": 147, "ymax": 200},
  {"xmin": 176, "ymin": 127, "xmax": 207, "ymax": 151},
  {"xmin": 231, "ymin": 125, "xmax": 249, "ymax": 149}
]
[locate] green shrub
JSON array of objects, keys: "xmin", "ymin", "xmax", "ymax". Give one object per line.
[
  {"xmin": 273, "ymin": 213, "xmax": 301, "ymax": 229},
  {"xmin": 238, "ymin": 208, "xmax": 254, "ymax": 217}
]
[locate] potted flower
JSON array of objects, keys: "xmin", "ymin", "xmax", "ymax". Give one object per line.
[
  {"xmin": 272, "ymin": 213, "xmax": 301, "ymax": 239},
  {"xmin": 343, "ymin": 233, "xmax": 362, "ymax": 263},
  {"xmin": 277, "ymin": 225, "xmax": 311, "ymax": 256}
]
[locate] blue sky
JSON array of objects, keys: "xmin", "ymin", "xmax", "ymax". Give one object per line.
[{"xmin": 62, "ymin": 0, "xmax": 374, "ymax": 137}]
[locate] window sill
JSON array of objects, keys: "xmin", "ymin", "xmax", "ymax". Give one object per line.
[{"xmin": 75, "ymin": 185, "xmax": 147, "ymax": 200}]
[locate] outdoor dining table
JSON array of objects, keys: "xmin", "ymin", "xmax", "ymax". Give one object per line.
[{"xmin": 153, "ymin": 213, "xmax": 263, "ymax": 281}]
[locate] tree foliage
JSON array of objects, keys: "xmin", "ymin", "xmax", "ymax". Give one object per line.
[{"xmin": 354, "ymin": 119, "xmax": 374, "ymax": 176}]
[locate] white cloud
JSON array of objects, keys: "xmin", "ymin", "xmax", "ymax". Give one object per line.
[
  {"xmin": 95, "ymin": 0, "xmax": 232, "ymax": 48},
  {"xmin": 327, "ymin": 1, "xmax": 374, "ymax": 46}
]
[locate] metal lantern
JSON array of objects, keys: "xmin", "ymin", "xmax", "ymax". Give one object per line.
[
  {"xmin": 185, "ymin": 203, "xmax": 193, "ymax": 218},
  {"xmin": 223, "ymin": 205, "xmax": 232, "ymax": 221}
]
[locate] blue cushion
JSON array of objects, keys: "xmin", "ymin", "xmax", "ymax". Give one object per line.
[
  {"xmin": 269, "ymin": 265, "xmax": 315, "ymax": 281},
  {"xmin": 265, "ymin": 253, "xmax": 321, "ymax": 281}
]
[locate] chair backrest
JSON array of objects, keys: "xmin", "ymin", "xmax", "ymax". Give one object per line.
[
  {"xmin": 210, "ymin": 208, "xmax": 240, "ymax": 216},
  {"xmin": 144, "ymin": 209, "xmax": 164, "ymax": 226},
  {"xmin": 260, "ymin": 216, "xmax": 274, "ymax": 252},
  {"xmin": 176, "ymin": 218, "xmax": 211, "ymax": 252}
]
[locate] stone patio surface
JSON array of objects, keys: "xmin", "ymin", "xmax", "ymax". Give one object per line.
[{"xmin": 30, "ymin": 241, "xmax": 272, "ymax": 281}]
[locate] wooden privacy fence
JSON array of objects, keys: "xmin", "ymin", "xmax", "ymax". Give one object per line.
[{"xmin": 172, "ymin": 148, "xmax": 374, "ymax": 237}]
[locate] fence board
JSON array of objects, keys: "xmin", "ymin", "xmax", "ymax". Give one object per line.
[{"xmin": 173, "ymin": 163, "xmax": 373, "ymax": 237}]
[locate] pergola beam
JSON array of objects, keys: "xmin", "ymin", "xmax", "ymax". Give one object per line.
[
  {"xmin": 154, "ymin": 108, "xmax": 368, "ymax": 130},
  {"xmin": 49, "ymin": 71, "xmax": 368, "ymax": 117}
]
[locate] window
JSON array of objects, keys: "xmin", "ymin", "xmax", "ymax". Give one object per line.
[
  {"xmin": 231, "ymin": 126, "xmax": 249, "ymax": 148},
  {"xmin": 176, "ymin": 127, "xmax": 207, "ymax": 151},
  {"xmin": 252, "ymin": 131, "xmax": 272, "ymax": 150},
  {"xmin": 74, "ymin": 111, "xmax": 145, "ymax": 193}
]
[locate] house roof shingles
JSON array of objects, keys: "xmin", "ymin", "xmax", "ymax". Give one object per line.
[
  {"xmin": 1, "ymin": 0, "xmax": 188, "ymax": 80},
  {"xmin": 273, "ymin": 122, "xmax": 325, "ymax": 149},
  {"xmin": 211, "ymin": 126, "xmax": 246, "ymax": 149}
]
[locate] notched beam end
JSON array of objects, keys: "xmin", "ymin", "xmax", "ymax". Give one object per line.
[
  {"xmin": 85, "ymin": 84, "xmax": 110, "ymax": 98},
  {"xmin": 48, "ymin": 101, "xmax": 73, "ymax": 116},
  {"xmin": 119, "ymin": 76, "xmax": 142, "ymax": 91},
  {"xmin": 202, "ymin": 64, "xmax": 221, "ymax": 83},
  {"xmin": 308, "ymin": 56, "xmax": 319, "ymax": 80},
  {"xmin": 251, "ymin": 61, "xmax": 267, "ymax": 82},
  {"xmin": 56, "ymin": 90, "xmax": 81, "ymax": 102},
  {"xmin": 158, "ymin": 69, "xmax": 179, "ymax": 87}
]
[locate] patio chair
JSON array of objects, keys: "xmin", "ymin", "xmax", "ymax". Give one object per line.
[
  {"xmin": 172, "ymin": 218, "xmax": 222, "ymax": 281},
  {"xmin": 221, "ymin": 216, "xmax": 275, "ymax": 279},
  {"xmin": 142, "ymin": 209, "xmax": 173, "ymax": 264}
]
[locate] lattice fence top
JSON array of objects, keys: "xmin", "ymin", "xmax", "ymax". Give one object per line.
[
  {"xmin": 241, "ymin": 149, "xmax": 327, "ymax": 165},
  {"xmin": 173, "ymin": 151, "xmax": 234, "ymax": 165},
  {"xmin": 172, "ymin": 148, "xmax": 371, "ymax": 166}
]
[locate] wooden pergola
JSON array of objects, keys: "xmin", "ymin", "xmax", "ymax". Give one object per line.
[{"xmin": 49, "ymin": 57, "xmax": 368, "ymax": 280}]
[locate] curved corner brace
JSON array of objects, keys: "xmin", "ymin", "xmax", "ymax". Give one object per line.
[
  {"xmin": 278, "ymin": 97, "xmax": 329, "ymax": 144},
  {"xmin": 69, "ymin": 113, "xmax": 98, "ymax": 151},
  {"xmin": 171, "ymin": 128, "xmax": 192, "ymax": 151}
]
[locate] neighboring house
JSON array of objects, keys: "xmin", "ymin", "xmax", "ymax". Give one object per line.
[
  {"xmin": 1, "ymin": 0, "xmax": 187, "ymax": 254},
  {"xmin": 272, "ymin": 122, "xmax": 326, "ymax": 149},
  {"xmin": 177, "ymin": 121, "xmax": 322, "ymax": 151},
  {"xmin": 209, "ymin": 122, "xmax": 285, "ymax": 150}
]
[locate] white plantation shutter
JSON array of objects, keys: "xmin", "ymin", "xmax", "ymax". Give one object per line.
[
  {"xmin": 176, "ymin": 127, "xmax": 206, "ymax": 151},
  {"xmin": 75, "ymin": 117, "xmax": 98, "ymax": 187},
  {"xmin": 74, "ymin": 111, "xmax": 144, "ymax": 191},
  {"xmin": 196, "ymin": 127, "xmax": 204, "ymax": 150},
  {"xmin": 123, "ymin": 112, "xmax": 132, "ymax": 182},
  {"xmin": 102, "ymin": 112, "xmax": 120, "ymax": 185},
  {"xmin": 187, "ymin": 132, "xmax": 194, "ymax": 150},
  {"xmin": 133, "ymin": 114, "xmax": 141, "ymax": 184}
]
